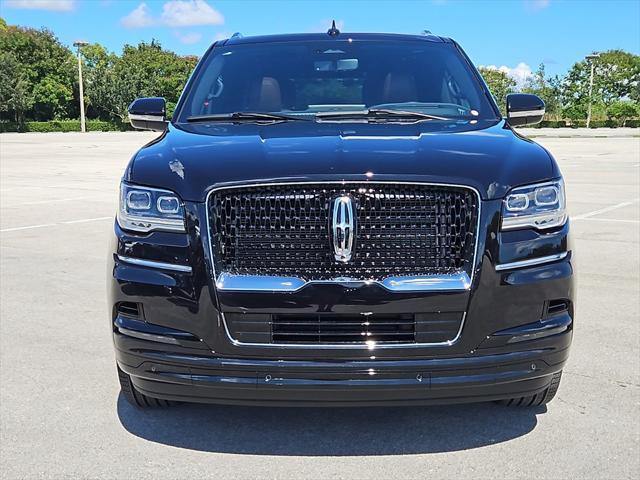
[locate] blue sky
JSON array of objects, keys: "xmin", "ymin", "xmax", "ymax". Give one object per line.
[{"xmin": 2, "ymin": 0, "xmax": 639, "ymax": 82}]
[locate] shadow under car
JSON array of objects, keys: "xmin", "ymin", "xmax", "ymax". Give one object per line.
[{"xmin": 116, "ymin": 394, "xmax": 545, "ymax": 456}]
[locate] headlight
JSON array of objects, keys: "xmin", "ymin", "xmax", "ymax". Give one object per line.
[
  {"xmin": 502, "ymin": 179, "xmax": 567, "ymax": 230},
  {"xmin": 117, "ymin": 182, "xmax": 185, "ymax": 233}
]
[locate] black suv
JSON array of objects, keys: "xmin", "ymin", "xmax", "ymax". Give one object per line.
[{"xmin": 111, "ymin": 30, "xmax": 573, "ymax": 408}]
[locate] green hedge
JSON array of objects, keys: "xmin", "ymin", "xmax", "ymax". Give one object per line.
[
  {"xmin": 0, "ymin": 120, "xmax": 132, "ymax": 133},
  {"xmin": 528, "ymin": 119, "xmax": 639, "ymax": 128},
  {"xmin": 537, "ymin": 120, "xmax": 568, "ymax": 128},
  {"xmin": 607, "ymin": 119, "xmax": 640, "ymax": 128}
]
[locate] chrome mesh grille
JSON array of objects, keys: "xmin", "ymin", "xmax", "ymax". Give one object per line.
[{"xmin": 208, "ymin": 183, "xmax": 478, "ymax": 281}]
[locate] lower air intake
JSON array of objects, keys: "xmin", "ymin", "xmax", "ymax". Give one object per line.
[
  {"xmin": 272, "ymin": 314, "xmax": 415, "ymax": 344},
  {"xmin": 224, "ymin": 312, "xmax": 464, "ymax": 345}
]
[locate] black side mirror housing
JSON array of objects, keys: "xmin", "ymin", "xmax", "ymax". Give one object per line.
[
  {"xmin": 506, "ymin": 93, "xmax": 545, "ymax": 126},
  {"xmin": 128, "ymin": 97, "xmax": 167, "ymax": 131}
]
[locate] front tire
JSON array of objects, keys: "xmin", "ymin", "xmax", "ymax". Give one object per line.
[
  {"xmin": 497, "ymin": 370, "xmax": 563, "ymax": 407},
  {"xmin": 117, "ymin": 365, "xmax": 173, "ymax": 408}
]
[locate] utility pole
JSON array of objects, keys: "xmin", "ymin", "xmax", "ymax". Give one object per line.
[
  {"xmin": 73, "ymin": 41, "xmax": 89, "ymax": 132},
  {"xmin": 585, "ymin": 52, "xmax": 600, "ymax": 129}
]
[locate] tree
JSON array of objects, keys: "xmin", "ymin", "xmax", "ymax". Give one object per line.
[
  {"xmin": 0, "ymin": 52, "xmax": 33, "ymax": 122},
  {"xmin": 561, "ymin": 50, "xmax": 640, "ymax": 121},
  {"xmin": 82, "ymin": 43, "xmax": 122, "ymax": 120},
  {"xmin": 607, "ymin": 101, "xmax": 639, "ymax": 126},
  {"xmin": 562, "ymin": 103, "xmax": 587, "ymax": 123},
  {"xmin": 594, "ymin": 50, "xmax": 640, "ymax": 104},
  {"xmin": 478, "ymin": 67, "xmax": 516, "ymax": 115},
  {"xmin": 523, "ymin": 63, "xmax": 562, "ymax": 118},
  {"xmin": 117, "ymin": 40, "xmax": 197, "ymax": 104},
  {"xmin": 83, "ymin": 40, "xmax": 197, "ymax": 121},
  {"xmin": 0, "ymin": 24, "xmax": 76, "ymax": 120},
  {"xmin": 32, "ymin": 76, "xmax": 73, "ymax": 119}
]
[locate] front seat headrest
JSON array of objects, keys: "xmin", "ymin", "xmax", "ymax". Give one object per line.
[
  {"xmin": 382, "ymin": 72, "xmax": 418, "ymax": 104},
  {"xmin": 249, "ymin": 77, "xmax": 282, "ymax": 112}
]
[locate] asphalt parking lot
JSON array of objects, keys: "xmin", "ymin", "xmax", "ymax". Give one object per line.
[{"xmin": 1, "ymin": 131, "xmax": 638, "ymax": 479}]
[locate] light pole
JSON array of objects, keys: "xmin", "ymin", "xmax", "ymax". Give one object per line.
[
  {"xmin": 585, "ymin": 52, "xmax": 600, "ymax": 128},
  {"xmin": 73, "ymin": 40, "xmax": 89, "ymax": 132}
]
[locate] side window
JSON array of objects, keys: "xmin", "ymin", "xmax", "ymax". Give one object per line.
[
  {"xmin": 442, "ymin": 55, "xmax": 481, "ymax": 110},
  {"xmin": 442, "ymin": 71, "xmax": 471, "ymax": 110},
  {"xmin": 188, "ymin": 55, "xmax": 225, "ymax": 115}
]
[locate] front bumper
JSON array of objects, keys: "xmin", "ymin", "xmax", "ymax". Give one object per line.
[
  {"xmin": 115, "ymin": 328, "xmax": 571, "ymax": 406},
  {"xmin": 110, "ymin": 197, "xmax": 574, "ymax": 406}
]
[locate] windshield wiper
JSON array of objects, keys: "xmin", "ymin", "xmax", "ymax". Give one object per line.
[
  {"xmin": 316, "ymin": 108, "xmax": 448, "ymax": 121},
  {"xmin": 186, "ymin": 112, "xmax": 309, "ymax": 123}
]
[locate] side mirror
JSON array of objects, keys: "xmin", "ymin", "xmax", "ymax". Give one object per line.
[
  {"xmin": 128, "ymin": 97, "xmax": 167, "ymax": 131},
  {"xmin": 506, "ymin": 93, "xmax": 545, "ymax": 126}
]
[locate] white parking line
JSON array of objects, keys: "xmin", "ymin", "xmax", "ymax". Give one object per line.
[
  {"xmin": 0, "ymin": 223, "xmax": 57, "ymax": 232},
  {"xmin": 0, "ymin": 216, "xmax": 112, "ymax": 232},
  {"xmin": 574, "ymin": 217, "xmax": 640, "ymax": 224},
  {"xmin": 572, "ymin": 199, "xmax": 640, "ymax": 220},
  {"xmin": 62, "ymin": 216, "xmax": 113, "ymax": 225},
  {"xmin": 1, "ymin": 196, "xmax": 90, "ymax": 207}
]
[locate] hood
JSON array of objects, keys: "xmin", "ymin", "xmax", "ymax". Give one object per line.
[{"xmin": 128, "ymin": 119, "xmax": 558, "ymax": 202}]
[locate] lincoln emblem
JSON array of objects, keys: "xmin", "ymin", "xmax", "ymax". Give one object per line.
[{"xmin": 331, "ymin": 196, "xmax": 355, "ymax": 262}]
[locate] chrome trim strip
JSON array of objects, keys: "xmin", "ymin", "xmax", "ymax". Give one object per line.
[
  {"xmin": 216, "ymin": 274, "xmax": 306, "ymax": 292},
  {"xmin": 205, "ymin": 180, "xmax": 482, "ymax": 292},
  {"xmin": 501, "ymin": 212, "xmax": 567, "ymax": 231},
  {"xmin": 508, "ymin": 108, "xmax": 545, "ymax": 118},
  {"xmin": 117, "ymin": 327, "xmax": 180, "ymax": 345},
  {"xmin": 116, "ymin": 255, "xmax": 192, "ymax": 273},
  {"xmin": 220, "ymin": 312, "xmax": 467, "ymax": 349},
  {"xmin": 381, "ymin": 272, "xmax": 471, "ymax": 291},
  {"xmin": 215, "ymin": 272, "xmax": 472, "ymax": 292},
  {"xmin": 495, "ymin": 252, "xmax": 568, "ymax": 271},
  {"xmin": 128, "ymin": 113, "xmax": 165, "ymax": 122}
]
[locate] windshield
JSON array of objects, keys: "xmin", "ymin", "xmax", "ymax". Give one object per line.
[{"xmin": 176, "ymin": 39, "xmax": 498, "ymax": 122}]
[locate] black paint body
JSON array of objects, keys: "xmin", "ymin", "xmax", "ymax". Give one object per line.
[{"xmin": 110, "ymin": 33, "xmax": 573, "ymax": 406}]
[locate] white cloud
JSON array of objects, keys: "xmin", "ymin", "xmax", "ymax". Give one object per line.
[
  {"xmin": 4, "ymin": 0, "xmax": 74, "ymax": 11},
  {"xmin": 121, "ymin": 3, "xmax": 155, "ymax": 28},
  {"xmin": 481, "ymin": 62, "xmax": 533, "ymax": 87},
  {"xmin": 524, "ymin": 0, "xmax": 550, "ymax": 11},
  {"xmin": 160, "ymin": 0, "xmax": 224, "ymax": 27},
  {"xmin": 174, "ymin": 31, "xmax": 203, "ymax": 44},
  {"xmin": 121, "ymin": 0, "xmax": 224, "ymax": 29}
]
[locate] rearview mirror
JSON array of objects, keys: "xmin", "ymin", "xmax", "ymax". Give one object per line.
[
  {"xmin": 506, "ymin": 93, "xmax": 545, "ymax": 126},
  {"xmin": 128, "ymin": 97, "xmax": 167, "ymax": 131},
  {"xmin": 314, "ymin": 58, "xmax": 359, "ymax": 72}
]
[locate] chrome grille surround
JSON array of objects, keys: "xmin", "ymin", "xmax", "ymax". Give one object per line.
[{"xmin": 206, "ymin": 181, "xmax": 481, "ymax": 291}]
